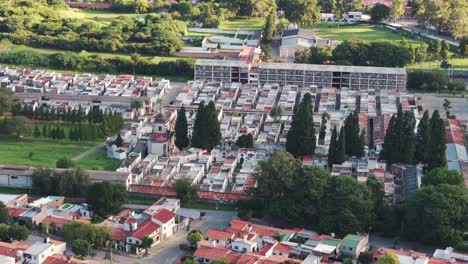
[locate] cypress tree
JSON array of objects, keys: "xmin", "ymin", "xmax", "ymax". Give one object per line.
[
  {"xmin": 191, "ymin": 102, "xmax": 207, "ymax": 149},
  {"xmin": 115, "ymin": 133, "xmax": 123, "ymax": 147},
  {"xmin": 328, "ymin": 126, "xmax": 338, "ymax": 168},
  {"xmin": 401, "ymin": 111, "xmax": 416, "ymax": 164},
  {"xmin": 382, "ymin": 115, "xmax": 398, "ymax": 164},
  {"xmin": 263, "ymin": 13, "xmax": 276, "ymax": 43},
  {"xmin": 427, "ymin": 110, "xmax": 446, "ymax": 170},
  {"xmin": 33, "ymin": 125, "xmax": 41, "ymax": 138},
  {"xmin": 415, "ymin": 110, "xmax": 430, "ymax": 163},
  {"xmin": 205, "ymin": 101, "xmax": 222, "ymax": 151},
  {"xmin": 336, "ymin": 126, "xmax": 346, "ymax": 164},
  {"xmin": 286, "ymin": 93, "xmax": 316, "ymax": 157},
  {"xmin": 175, "ymin": 106, "xmax": 190, "ymax": 151},
  {"xmin": 42, "ymin": 125, "xmax": 48, "ymax": 138},
  {"xmin": 344, "ymin": 112, "xmax": 362, "ymax": 157}
]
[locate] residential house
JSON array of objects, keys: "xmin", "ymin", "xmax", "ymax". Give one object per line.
[
  {"xmin": 23, "ymin": 238, "xmax": 66, "ymax": 264},
  {"xmin": 338, "ymin": 234, "xmax": 369, "ymax": 258}
]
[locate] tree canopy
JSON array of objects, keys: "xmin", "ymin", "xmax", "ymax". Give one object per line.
[
  {"xmin": 401, "ymin": 184, "xmax": 468, "ymax": 246},
  {"xmin": 422, "ymin": 168, "xmax": 464, "ymax": 187},
  {"xmin": 175, "ymin": 106, "xmax": 190, "ymax": 151},
  {"xmin": 86, "ymin": 181, "xmax": 127, "ymax": 217},
  {"xmin": 286, "ymin": 93, "xmax": 316, "ymax": 157}
]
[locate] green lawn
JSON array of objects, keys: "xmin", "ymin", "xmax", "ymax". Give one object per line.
[
  {"xmin": 59, "ymin": 8, "xmax": 140, "ymax": 27},
  {"xmin": 218, "ymin": 17, "xmax": 265, "ymax": 31},
  {"xmin": 407, "ymin": 57, "xmax": 468, "ymax": 71},
  {"xmin": 0, "ymin": 138, "xmax": 98, "ymax": 168},
  {"xmin": 313, "ymin": 23, "xmax": 421, "ymax": 45},
  {"xmin": 75, "ymin": 148, "xmax": 121, "ymax": 171}
]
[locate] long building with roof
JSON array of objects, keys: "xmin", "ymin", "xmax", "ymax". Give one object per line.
[{"xmin": 194, "ymin": 59, "xmax": 407, "ymax": 91}]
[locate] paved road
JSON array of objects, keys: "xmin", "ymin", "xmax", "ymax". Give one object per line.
[
  {"xmin": 416, "ymin": 93, "xmax": 468, "ymax": 121},
  {"xmin": 72, "ymin": 143, "xmax": 106, "ymax": 161}
]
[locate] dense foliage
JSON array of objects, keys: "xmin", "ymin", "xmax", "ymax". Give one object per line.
[
  {"xmin": 253, "ymin": 151, "xmax": 383, "ymax": 237},
  {"xmin": 86, "ymin": 181, "xmax": 128, "ymax": 217},
  {"xmin": 191, "ymin": 101, "xmax": 221, "ymax": 151},
  {"xmin": 0, "ymin": 49, "xmax": 195, "ymax": 77},
  {"xmin": 63, "ymin": 221, "xmax": 111, "ymax": 247},
  {"xmin": 0, "ymin": 223, "xmax": 30, "ymax": 241},
  {"xmin": 401, "ymin": 184, "xmax": 468, "ymax": 245},
  {"xmin": 382, "ymin": 108, "xmax": 417, "ymax": 164},
  {"xmin": 286, "ymin": 93, "xmax": 316, "ymax": 157},
  {"xmin": 0, "ymin": 1, "xmax": 186, "ymax": 56},
  {"xmin": 174, "ymin": 178, "xmax": 198, "ymax": 205},
  {"xmin": 175, "ymin": 106, "xmax": 189, "ymax": 151},
  {"xmin": 32, "ymin": 167, "xmax": 90, "ymax": 197}
]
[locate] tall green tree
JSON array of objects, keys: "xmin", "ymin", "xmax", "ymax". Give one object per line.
[
  {"xmin": 440, "ymin": 40, "xmax": 449, "ymax": 61},
  {"xmin": 263, "ymin": 13, "xmax": 276, "ymax": 43},
  {"xmin": 344, "ymin": 112, "xmax": 363, "ymax": 157},
  {"xmin": 33, "ymin": 125, "xmax": 41, "ymax": 138},
  {"xmin": 174, "ymin": 178, "xmax": 198, "ymax": 204},
  {"xmin": 175, "ymin": 106, "xmax": 189, "ymax": 151},
  {"xmin": 400, "ymin": 111, "xmax": 416, "ymax": 164},
  {"xmin": 0, "ymin": 88, "xmax": 13, "ymax": 117},
  {"xmin": 87, "ymin": 182, "xmax": 127, "ymax": 217},
  {"xmin": 422, "ymin": 167, "xmax": 464, "ymax": 187},
  {"xmin": 0, "ymin": 202, "xmax": 10, "ymax": 224},
  {"xmin": 336, "ymin": 126, "xmax": 346, "ymax": 164},
  {"xmin": 141, "ymin": 236, "xmax": 154, "ymax": 255},
  {"xmin": 286, "ymin": 93, "xmax": 316, "ymax": 157},
  {"xmin": 379, "ymin": 253, "xmax": 400, "ymax": 264},
  {"xmin": 371, "ymin": 4, "xmax": 391, "ymax": 23},
  {"xmin": 284, "ymin": 0, "xmax": 320, "ymax": 26},
  {"xmin": 427, "ymin": 110, "xmax": 446, "ymax": 170},
  {"xmin": 401, "ymin": 184, "xmax": 468, "ymax": 245},
  {"xmin": 415, "ymin": 110, "xmax": 430, "ymax": 163},
  {"xmin": 390, "ymin": 0, "xmax": 405, "ymax": 21},
  {"xmin": 319, "ymin": 176, "xmax": 373, "ymax": 237},
  {"xmin": 327, "ymin": 126, "xmax": 338, "ymax": 168},
  {"xmin": 191, "ymin": 102, "xmax": 207, "ymax": 149},
  {"xmin": 205, "ymin": 101, "xmax": 221, "ymax": 151}
]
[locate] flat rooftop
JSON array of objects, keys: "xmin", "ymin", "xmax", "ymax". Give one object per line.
[
  {"xmin": 195, "ymin": 59, "xmax": 406, "ymax": 75},
  {"xmin": 196, "ymin": 59, "xmax": 250, "ymax": 68},
  {"xmin": 259, "ymin": 62, "xmax": 407, "ymax": 75}
]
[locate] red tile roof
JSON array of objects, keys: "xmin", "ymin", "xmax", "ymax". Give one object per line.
[
  {"xmin": 128, "ymin": 219, "xmax": 160, "ymax": 240},
  {"xmin": 8, "ymin": 207, "xmax": 26, "ymax": 218},
  {"xmin": 194, "ymin": 245, "xmax": 231, "ymax": 261},
  {"xmin": 43, "ymin": 215, "xmax": 72, "ymax": 228},
  {"xmin": 273, "ymin": 243, "xmax": 292, "ymax": 254},
  {"xmin": 43, "ymin": 254, "xmax": 83, "ymax": 264},
  {"xmin": 153, "ymin": 209, "xmax": 176, "ymax": 224},
  {"xmin": 150, "ymin": 133, "xmax": 170, "ymax": 143},
  {"xmin": 0, "ymin": 241, "xmax": 30, "ymax": 261},
  {"xmin": 206, "ymin": 229, "xmax": 235, "ymax": 241}
]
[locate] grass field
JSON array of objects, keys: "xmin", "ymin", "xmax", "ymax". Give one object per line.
[
  {"xmin": 59, "ymin": 8, "xmax": 140, "ymax": 27},
  {"xmin": 218, "ymin": 17, "xmax": 265, "ymax": 31},
  {"xmin": 313, "ymin": 23, "xmax": 422, "ymax": 45},
  {"xmin": 407, "ymin": 58, "xmax": 468, "ymax": 71},
  {"xmin": 313, "ymin": 23, "xmax": 468, "ymax": 71},
  {"xmin": 75, "ymin": 148, "xmax": 121, "ymax": 171},
  {"xmin": 0, "ymin": 138, "xmax": 98, "ymax": 168}
]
